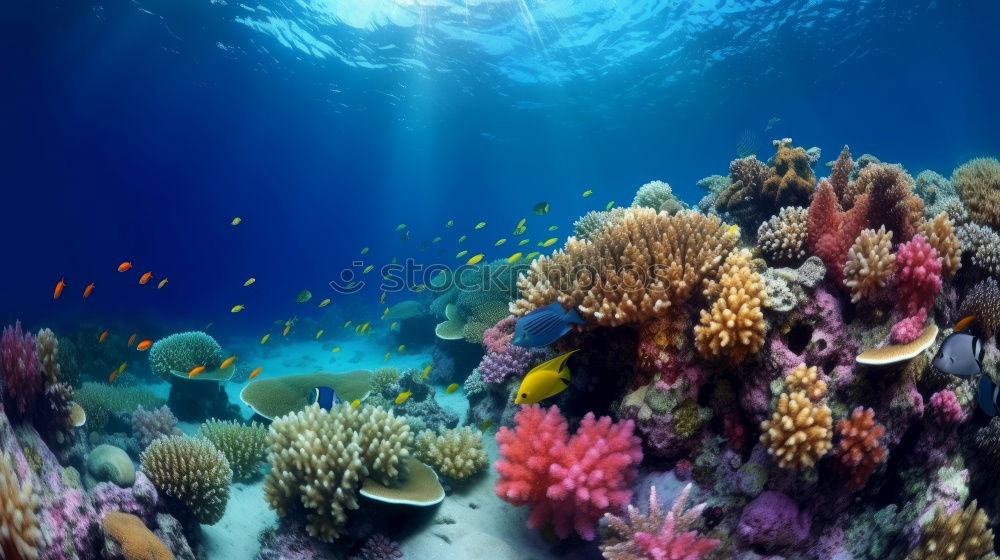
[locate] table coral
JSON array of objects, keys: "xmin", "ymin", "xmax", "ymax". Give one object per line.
[
  {"xmin": 694, "ymin": 249, "xmax": 767, "ymax": 364},
  {"xmin": 600, "ymin": 484, "xmax": 718, "ymax": 560},
  {"xmin": 494, "ymin": 405, "xmax": 642, "ymax": 540},
  {"xmin": 834, "ymin": 407, "xmax": 886, "ymax": 490}
]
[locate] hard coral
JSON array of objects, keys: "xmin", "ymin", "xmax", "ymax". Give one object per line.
[
  {"xmin": 358, "ymin": 533, "xmax": 403, "ymax": 560},
  {"xmin": 905, "ymin": 500, "xmax": 997, "ymax": 560},
  {"xmin": 957, "ymin": 223, "xmax": 1000, "ymax": 276},
  {"xmin": 807, "ymin": 179, "xmax": 872, "ymax": 286},
  {"xmin": 478, "ymin": 317, "xmax": 543, "ymax": 384},
  {"xmin": 829, "ymin": 145, "xmax": 854, "ymax": 207},
  {"xmin": 694, "ymin": 249, "xmax": 767, "ymax": 364},
  {"xmin": 132, "ymin": 405, "xmax": 183, "ymax": 449},
  {"xmin": 1, "ymin": 451, "xmax": 42, "ymax": 560},
  {"xmin": 600, "ymin": 484, "xmax": 718, "ymax": 560},
  {"xmin": 494, "ymin": 405, "xmax": 642, "ymax": 540},
  {"xmin": 954, "ymin": 157, "xmax": 1000, "ymax": 229},
  {"xmin": 198, "ymin": 419, "xmax": 268, "ymax": 481},
  {"xmin": 140, "ymin": 436, "xmax": 232, "ymax": 524},
  {"xmin": 415, "ymin": 426, "xmax": 488, "ymax": 481},
  {"xmin": 855, "ymin": 163, "xmax": 924, "ymax": 242},
  {"xmin": 918, "ymin": 212, "xmax": 962, "ymax": 279},
  {"xmin": 513, "ymin": 209, "xmax": 737, "ymax": 327},
  {"xmin": 716, "ymin": 155, "xmax": 771, "ymax": 230},
  {"xmin": 148, "ymin": 331, "xmax": 223, "ymax": 381},
  {"xmin": 756, "ymin": 206, "xmax": 809, "ymax": 264},
  {"xmin": 960, "ymin": 277, "xmax": 1000, "ymax": 339},
  {"xmin": 834, "ymin": 407, "xmax": 887, "ymax": 490},
  {"xmin": 762, "ymin": 145, "xmax": 816, "ymax": 209},
  {"xmin": 737, "ymin": 491, "xmax": 811, "ymax": 549},
  {"xmin": 929, "ymin": 390, "xmax": 964, "ymax": 426},
  {"xmin": 892, "ymin": 234, "xmax": 942, "ymax": 343},
  {"xmin": 843, "ymin": 226, "xmax": 896, "ymax": 303},
  {"xmin": 759, "ymin": 365, "xmax": 833, "ymax": 471},
  {"xmin": 1, "ymin": 321, "xmax": 42, "ymax": 416},
  {"xmin": 632, "ymin": 180, "xmax": 687, "ymax": 214},
  {"xmin": 102, "ymin": 511, "xmax": 175, "ymax": 560}
]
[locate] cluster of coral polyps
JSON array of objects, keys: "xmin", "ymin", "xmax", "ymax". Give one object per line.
[{"xmin": 493, "ymin": 142, "xmax": 1000, "ymax": 558}]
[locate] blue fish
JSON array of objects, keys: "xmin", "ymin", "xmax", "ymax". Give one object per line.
[
  {"xmin": 979, "ymin": 375, "xmax": 999, "ymax": 417},
  {"xmin": 932, "ymin": 331, "xmax": 984, "ymax": 378},
  {"xmin": 308, "ymin": 386, "xmax": 341, "ymax": 411},
  {"xmin": 512, "ymin": 301, "xmax": 586, "ymax": 348}
]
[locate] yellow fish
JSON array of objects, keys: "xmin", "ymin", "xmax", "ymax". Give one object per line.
[
  {"xmin": 244, "ymin": 278, "xmax": 255, "ymax": 287},
  {"xmin": 446, "ymin": 220, "xmax": 454, "ymax": 227},
  {"xmin": 466, "ymin": 253, "xmax": 484, "ymax": 265},
  {"xmin": 363, "ymin": 265, "xmax": 374, "ymax": 274},
  {"xmin": 231, "ymin": 304, "xmax": 245, "ymax": 313},
  {"xmin": 380, "ymin": 292, "xmax": 387, "ymax": 304},
  {"xmin": 605, "ymin": 200, "xmax": 615, "ymax": 210},
  {"xmin": 383, "ymin": 352, "xmax": 391, "ymax": 361},
  {"xmin": 533, "ymin": 202, "xmax": 549, "ymax": 215},
  {"xmin": 396, "ymin": 223, "xmax": 407, "ymax": 231},
  {"xmin": 220, "ymin": 356, "xmax": 237, "ymax": 369},
  {"xmin": 318, "ymin": 298, "xmax": 331, "ymax": 308},
  {"xmin": 432, "ymin": 236, "xmax": 442, "ymax": 243},
  {"xmin": 514, "ymin": 350, "xmax": 578, "ymax": 404},
  {"xmin": 540, "ymin": 238, "xmax": 558, "ymax": 247},
  {"xmin": 188, "ymin": 365, "xmax": 206, "ymax": 378},
  {"xmin": 332, "ymin": 346, "xmax": 341, "ymax": 353},
  {"xmin": 582, "ymin": 189, "xmax": 592, "ymax": 197},
  {"xmin": 117, "ymin": 362, "xmax": 127, "ymax": 375},
  {"xmin": 350, "ymin": 399, "xmax": 361, "ymax": 409},
  {"xmin": 456, "ymin": 250, "xmax": 468, "ymax": 258},
  {"xmin": 458, "ymin": 235, "xmax": 467, "ymax": 243},
  {"xmin": 316, "ymin": 330, "xmax": 324, "ymax": 339},
  {"xmin": 517, "ymin": 218, "xmax": 527, "ymax": 228},
  {"xmin": 390, "ymin": 321, "xmax": 398, "ymax": 331},
  {"xmin": 382, "ymin": 307, "xmax": 390, "ymax": 318},
  {"xmin": 344, "ymin": 320, "xmax": 352, "ymax": 328},
  {"xmin": 361, "ymin": 247, "xmax": 370, "ymax": 255},
  {"xmin": 548, "ymin": 226, "xmax": 558, "ymax": 231},
  {"xmin": 413, "ymin": 284, "xmax": 426, "ymax": 292},
  {"xmin": 507, "ymin": 252, "xmax": 522, "ymax": 263},
  {"xmin": 283, "ymin": 325, "xmax": 291, "ymax": 336},
  {"xmin": 397, "ymin": 345, "xmax": 405, "ymax": 352},
  {"xmin": 395, "ymin": 390, "xmax": 412, "ymax": 405},
  {"xmin": 518, "ymin": 238, "xmax": 530, "ymax": 246},
  {"xmin": 157, "ymin": 278, "xmax": 168, "ymax": 289},
  {"xmin": 231, "ymin": 217, "xmax": 241, "ymax": 226},
  {"xmin": 446, "ymin": 383, "xmax": 459, "ymax": 394},
  {"xmin": 526, "ymin": 252, "xmax": 540, "ymax": 259},
  {"xmin": 359, "ymin": 322, "xmax": 370, "ymax": 333},
  {"xmin": 422, "ymin": 364, "xmax": 432, "ymax": 379},
  {"xmin": 514, "ymin": 224, "xmax": 526, "ymax": 235},
  {"xmin": 475, "ymin": 221, "xmax": 486, "ymax": 229},
  {"xmin": 260, "ymin": 334, "xmax": 271, "ymax": 344},
  {"xmin": 495, "ymin": 238, "xmax": 507, "ymax": 246}
]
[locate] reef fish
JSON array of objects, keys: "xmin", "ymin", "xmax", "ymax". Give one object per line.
[
  {"xmin": 157, "ymin": 278, "xmax": 168, "ymax": 289},
  {"xmin": 395, "ymin": 390, "xmax": 412, "ymax": 405},
  {"xmin": 932, "ymin": 331, "xmax": 984, "ymax": 378},
  {"xmin": 98, "ymin": 329, "xmax": 109, "ymax": 343},
  {"xmin": 446, "ymin": 383, "xmax": 459, "ymax": 394},
  {"xmin": 118, "ymin": 261, "xmax": 132, "ymax": 272},
  {"xmin": 539, "ymin": 238, "xmax": 558, "ymax": 247},
  {"xmin": 466, "ymin": 253, "xmax": 484, "ymax": 265},
  {"xmin": 514, "ymin": 350, "xmax": 577, "ymax": 405},
  {"xmin": 249, "ymin": 367, "xmax": 263, "ymax": 379},
  {"xmin": 231, "ymin": 217, "xmax": 241, "ymax": 225},
  {"xmin": 231, "ymin": 304, "xmax": 245, "ymax": 313},
  {"xmin": 296, "ymin": 289, "xmax": 312, "ymax": 303},
  {"xmin": 533, "ymin": 202, "xmax": 549, "ymax": 215},
  {"xmin": 979, "ymin": 375, "xmax": 999, "ymax": 417},
  {"xmin": 260, "ymin": 333, "xmax": 270, "ymax": 344},
  {"xmin": 507, "ymin": 252, "xmax": 522, "ymax": 263},
  {"xmin": 83, "ymin": 283, "xmax": 95, "ymax": 298},
  {"xmin": 582, "ymin": 189, "xmax": 592, "ymax": 197},
  {"xmin": 127, "ymin": 333, "xmax": 137, "ymax": 348},
  {"xmin": 512, "ymin": 301, "xmax": 585, "ymax": 347},
  {"xmin": 475, "ymin": 222, "xmax": 486, "ymax": 229},
  {"xmin": 309, "ymin": 386, "xmax": 341, "ymax": 411},
  {"xmin": 136, "ymin": 340, "xmax": 152, "ymax": 352},
  {"xmin": 53, "ymin": 279, "xmax": 66, "ymax": 299},
  {"xmin": 318, "ymin": 298, "xmax": 331, "ymax": 308},
  {"xmin": 139, "ymin": 272, "xmax": 153, "ymax": 285},
  {"xmin": 188, "ymin": 365, "xmax": 206, "ymax": 378},
  {"xmin": 220, "ymin": 356, "xmax": 237, "ymax": 369},
  {"xmin": 244, "ymin": 278, "xmax": 255, "ymax": 287}
]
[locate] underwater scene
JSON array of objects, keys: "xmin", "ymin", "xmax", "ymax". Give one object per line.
[{"xmin": 3, "ymin": 0, "xmax": 1000, "ymax": 559}]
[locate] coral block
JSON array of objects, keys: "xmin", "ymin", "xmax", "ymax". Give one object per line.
[{"xmin": 494, "ymin": 405, "xmax": 642, "ymax": 540}]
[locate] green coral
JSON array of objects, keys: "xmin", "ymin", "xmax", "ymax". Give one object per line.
[
  {"xmin": 22, "ymin": 444, "xmax": 42, "ymax": 474},
  {"xmin": 140, "ymin": 436, "xmax": 232, "ymax": 524},
  {"xmin": 75, "ymin": 383, "xmax": 165, "ymax": 431},
  {"xmin": 198, "ymin": 420, "xmax": 268, "ymax": 481},
  {"xmin": 672, "ymin": 399, "xmax": 708, "ymax": 438},
  {"xmin": 148, "ymin": 331, "xmax": 223, "ymax": 381},
  {"xmin": 371, "ymin": 367, "xmax": 401, "ymax": 394}
]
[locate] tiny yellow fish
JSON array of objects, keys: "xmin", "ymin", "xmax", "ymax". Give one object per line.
[
  {"xmin": 231, "ymin": 304, "xmax": 245, "ymax": 313},
  {"xmin": 396, "ymin": 223, "xmax": 407, "ymax": 231},
  {"xmin": 249, "ymin": 367, "xmax": 263, "ymax": 379},
  {"xmin": 548, "ymin": 226, "xmax": 558, "ymax": 231},
  {"xmin": 540, "ymin": 238, "xmax": 558, "ymax": 247},
  {"xmin": 359, "ymin": 322, "xmax": 370, "ymax": 333},
  {"xmin": 422, "ymin": 364, "xmax": 432, "ymax": 379},
  {"xmin": 188, "ymin": 365, "xmax": 206, "ymax": 378},
  {"xmin": 395, "ymin": 390, "xmax": 412, "ymax": 405},
  {"xmin": 605, "ymin": 200, "xmax": 615, "ymax": 210},
  {"xmin": 220, "ymin": 356, "xmax": 237, "ymax": 369},
  {"xmin": 514, "ymin": 350, "xmax": 577, "ymax": 404},
  {"xmin": 363, "ymin": 265, "xmax": 374, "ymax": 274},
  {"xmin": 382, "ymin": 307, "xmax": 390, "ymax": 317},
  {"xmin": 390, "ymin": 321, "xmax": 398, "ymax": 331},
  {"xmin": 332, "ymin": 346, "xmax": 341, "ymax": 353},
  {"xmin": 397, "ymin": 345, "xmax": 406, "ymax": 352},
  {"xmin": 446, "ymin": 383, "xmax": 459, "ymax": 394},
  {"xmin": 466, "ymin": 253, "xmax": 484, "ymax": 265},
  {"xmin": 446, "ymin": 220, "xmax": 454, "ymax": 227},
  {"xmin": 380, "ymin": 291, "xmax": 387, "ymax": 304},
  {"xmin": 480, "ymin": 419, "xmax": 494, "ymax": 430},
  {"xmin": 316, "ymin": 330, "xmax": 324, "ymax": 339},
  {"xmin": 260, "ymin": 334, "xmax": 271, "ymax": 344},
  {"xmin": 432, "ymin": 236, "xmax": 442, "ymax": 243},
  {"xmin": 458, "ymin": 235, "xmax": 467, "ymax": 243},
  {"xmin": 507, "ymin": 252, "xmax": 522, "ymax": 263},
  {"xmin": 475, "ymin": 221, "xmax": 486, "ymax": 229},
  {"xmin": 117, "ymin": 362, "xmax": 127, "ymax": 375},
  {"xmin": 413, "ymin": 284, "xmax": 426, "ymax": 292},
  {"xmin": 456, "ymin": 250, "xmax": 468, "ymax": 258},
  {"xmin": 344, "ymin": 320, "xmax": 352, "ymax": 328},
  {"xmin": 526, "ymin": 251, "xmax": 540, "ymax": 259},
  {"xmin": 318, "ymin": 298, "xmax": 331, "ymax": 308},
  {"xmin": 383, "ymin": 352, "xmax": 391, "ymax": 361},
  {"xmin": 517, "ymin": 218, "xmax": 527, "ymax": 228},
  {"xmin": 495, "ymin": 238, "xmax": 507, "ymax": 246},
  {"xmin": 157, "ymin": 278, "xmax": 168, "ymax": 289},
  {"xmin": 361, "ymin": 247, "xmax": 370, "ymax": 255},
  {"xmin": 350, "ymin": 399, "xmax": 361, "ymax": 409},
  {"xmin": 244, "ymin": 278, "xmax": 255, "ymax": 287},
  {"xmin": 283, "ymin": 325, "xmax": 291, "ymax": 336},
  {"xmin": 231, "ymin": 217, "xmax": 241, "ymax": 226},
  {"xmin": 533, "ymin": 201, "xmax": 549, "ymax": 215},
  {"xmin": 518, "ymin": 238, "xmax": 529, "ymax": 246},
  {"xmin": 582, "ymin": 189, "xmax": 592, "ymax": 197}
]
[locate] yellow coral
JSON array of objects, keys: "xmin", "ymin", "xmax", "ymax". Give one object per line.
[
  {"xmin": 694, "ymin": 249, "xmax": 767, "ymax": 363},
  {"xmin": 843, "ymin": 226, "xmax": 896, "ymax": 303},
  {"xmin": 918, "ymin": 212, "xmax": 962, "ymax": 279},
  {"xmin": 761, "ymin": 145, "xmax": 816, "ymax": 208},
  {"xmin": 905, "ymin": 500, "xmax": 997, "ymax": 560},
  {"xmin": 760, "ymin": 366, "xmax": 832, "ymax": 471},
  {"xmin": 512, "ymin": 208, "xmax": 737, "ymax": 327},
  {"xmin": 0, "ymin": 452, "xmax": 42, "ymax": 560},
  {"xmin": 954, "ymin": 157, "xmax": 1000, "ymax": 230},
  {"xmin": 415, "ymin": 427, "xmax": 488, "ymax": 481},
  {"xmin": 102, "ymin": 511, "xmax": 175, "ymax": 560}
]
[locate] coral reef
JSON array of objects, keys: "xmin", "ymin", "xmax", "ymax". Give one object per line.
[
  {"xmin": 737, "ymin": 491, "xmax": 811, "ymax": 549},
  {"xmin": 694, "ymin": 249, "xmax": 767, "ymax": 364},
  {"xmin": 960, "ymin": 277, "xmax": 1000, "ymax": 339},
  {"xmin": 957, "ymin": 222, "xmax": 1000, "ymax": 276},
  {"xmin": 834, "ymin": 407, "xmax": 886, "ymax": 490},
  {"xmin": 414, "ymin": 426, "xmax": 488, "ymax": 481},
  {"xmin": 905, "ymin": 501, "xmax": 997, "ymax": 560},
  {"xmin": 756, "ymin": 206, "xmax": 809, "ymax": 264},
  {"xmin": 716, "ymin": 155, "xmax": 771, "ymax": 230},
  {"xmin": 573, "ymin": 208, "xmax": 627, "ymax": 241},
  {"xmin": 357, "ymin": 533, "xmax": 403, "ymax": 560},
  {"xmin": 759, "ymin": 364, "xmax": 832, "ymax": 471},
  {"xmin": 477, "ymin": 316, "xmax": 544, "ymax": 384},
  {"xmin": 762, "ymin": 144, "xmax": 816, "ymax": 209},
  {"xmin": 101, "ymin": 511, "xmax": 175, "ymax": 560},
  {"xmin": 197, "ymin": 419, "xmax": 268, "ymax": 481},
  {"xmin": 140, "ymin": 436, "xmax": 232, "ymax": 524},
  {"xmin": 855, "ymin": 163, "xmax": 925, "ymax": 242},
  {"xmin": 919, "ymin": 212, "xmax": 962, "ymax": 279},
  {"xmin": 807, "ymin": 179, "xmax": 872, "ymax": 285},
  {"xmin": 632, "ymin": 180, "xmax": 687, "ymax": 214},
  {"xmin": 599, "ymin": 483, "xmax": 718, "ymax": 560},
  {"xmin": 954, "ymin": 157, "xmax": 1000, "ymax": 229},
  {"xmin": 843, "ymin": 226, "xmax": 895, "ymax": 303},
  {"xmin": 132, "ymin": 405, "xmax": 182, "ymax": 449},
  {"xmin": 87, "ymin": 444, "xmax": 136, "ymax": 488},
  {"xmin": 148, "ymin": 331, "xmax": 223, "ymax": 381},
  {"xmin": 892, "ymin": 234, "xmax": 942, "ymax": 343}
]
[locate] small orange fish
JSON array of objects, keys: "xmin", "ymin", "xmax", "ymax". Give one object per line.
[
  {"xmin": 188, "ymin": 365, "xmax": 206, "ymax": 378},
  {"xmin": 955, "ymin": 314, "xmax": 977, "ymax": 332},
  {"xmin": 98, "ymin": 329, "xmax": 109, "ymax": 343},
  {"xmin": 53, "ymin": 278, "xmax": 66, "ymax": 299},
  {"xmin": 127, "ymin": 333, "xmax": 137, "ymax": 348},
  {"xmin": 136, "ymin": 340, "xmax": 152, "ymax": 351},
  {"xmin": 249, "ymin": 366, "xmax": 263, "ymax": 379},
  {"xmin": 108, "ymin": 369, "xmax": 120, "ymax": 383},
  {"xmin": 118, "ymin": 261, "xmax": 132, "ymax": 272},
  {"xmin": 220, "ymin": 356, "xmax": 236, "ymax": 369},
  {"xmin": 83, "ymin": 283, "xmax": 95, "ymax": 298},
  {"xmin": 139, "ymin": 272, "xmax": 153, "ymax": 285}
]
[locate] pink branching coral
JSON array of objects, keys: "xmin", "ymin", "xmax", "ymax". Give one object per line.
[
  {"xmin": 1, "ymin": 321, "xmax": 42, "ymax": 416},
  {"xmin": 482, "ymin": 316, "xmax": 517, "ymax": 353},
  {"xmin": 494, "ymin": 405, "xmax": 642, "ymax": 540},
  {"xmin": 600, "ymin": 484, "xmax": 719, "ymax": 560},
  {"xmin": 929, "ymin": 390, "xmax": 965, "ymax": 426},
  {"xmin": 806, "ymin": 180, "xmax": 871, "ymax": 286},
  {"xmin": 834, "ymin": 407, "xmax": 886, "ymax": 490},
  {"xmin": 891, "ymin": 235, "xmax": 942, "ymax": 343}
]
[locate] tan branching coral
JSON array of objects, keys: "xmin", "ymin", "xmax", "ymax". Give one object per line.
[
  {"xmin": 263, "ymin": 404, "xmax": 412, "ymax": 542},
  {"xmin": 756, "ymin": 206, "xmax": 809, "ymax": 263},
  {"xmin": 36, "ymin": 328, "xmax": 61, "ymax": 385},
  {"xmin": 694, "ymin": 249, "xmax": 767, "ymax": 364},
  {"xmin": 905, "ymin": 500, "xmax": 997, "ymax": 560},
  {"xmin": 762, "ymin": 145, "xmax": 816, "ymax": 208},
  {"xmin": 140, "ymin": 436, "xmax": 232, "ymax": 524},
  {"xmin": 954, "ymin": 157, "xmax": 1000, "ymax": 230},
  {"xmin": 785, "ymin": 363, "xmax": 827, "ymax": 402},
  {"xmin": 843, "ymin": 226, "xmax": 896, "ymax": 303},
  {"xmin": 760, "ymin": 364, "xmax": 833, "ymax": 471},
  {"xmin": 918, "ymin": 212, "xmax": 962, "ymax": 279},
  {"xmin": 198, "ymin": 419, "xmax": 268, "ymax": 481},
  {"xmin": 513, "ymin": 208, "xmax": 738, "ymax": 327},
  {"xmin": 854, "ymin": 163, "xmax": 925, "ymax": 242},
  {"xmin": 414, "ymin": 426, "xmax": 488, "ymax": 481},
  {"xmin": 1, "ymin": 452, "xmax": 42, "ymax": 560}
]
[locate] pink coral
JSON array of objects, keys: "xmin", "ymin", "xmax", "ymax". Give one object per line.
[
  {"xmin": 1, "ymin": 321, "xmax": 42, "ymax": 416},
  {"xmin": 478, "ymin": 316, "xmax": 544, "ymax": 384},
  {"xmin": 891, "ymin": 235, "xmax": 942, "ymax": 343},
  {"xmin": 806, "ymin": 180, "xmax": 871, "ymax": 286},
  {"xmin": 482, "ymin": 316, "xmax": 517, "ymax": 353},
  {"xmin": 494, "ymin": 405, "xmax": 643, "ymax": 540},
  {"xmin": 634, "ymin": 527, "xmax": 718, "ymax": 560},
  {"xmin": 929, "ymin": 390, "xmax": 964, "ymax": 425}
]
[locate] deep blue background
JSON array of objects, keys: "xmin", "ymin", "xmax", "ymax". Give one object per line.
[{"xmin": 1, "ymin": 0, "xmax": 997, "ymax": 338}]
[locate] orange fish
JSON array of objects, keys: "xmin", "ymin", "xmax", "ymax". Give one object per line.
[
  {"xmin": 220, "ymin": 356, "xmax": 236, "ymax": 369},
  {"xmin": 53, "ymin": 278, "xmax": 66, "ymax": 299},
  {"xmin": 118, "ymin": 261, "xmax": 132, "ymax": 272},
  {"xmin": 188, "ymin": 365, "xmax": 206, "ymax": 378},
  {"xmin": 136, "ymin": 340, "xmax": 153, "ymax": 351},
  {"xmin": 249, "ymin": 366, "xmax": 263, "ymax": 379},
  {"xmin": 139, "ymin": 272, "xmax": 153, "ymax": 285},
  {"xmin": 83, "ymin": 283, "xmax": 95, "ymax": 298},
  {"xmin": 108, "ymin": 369, "xmax": 120, "ymax": 383},
  {"xmin": 954, "ymin": 314, "xmax": 977, "ymax": 332},
  {"xmin": 98, "ymin": 329, "xmax": 109, "ymax": 343},
  {"xmin": 127, "ymin": 333, "xmax": 137, "ymax": 348}
]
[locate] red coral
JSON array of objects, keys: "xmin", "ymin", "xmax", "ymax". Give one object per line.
[
  {"xmin": 834, "ymin": 407, "xmax": 886, "ymax": 490},
  {"xmin": 1, "ymin": 321, "xmax": 42, "ymax": 416},
  {"xmin": 494, "ymin": 405, "xmax": 643, "ymax": 540},
  {"xmin": 891, "ymin": 234, "xmax": 942, "ymax": 342},
  {"xmin": 929, "ymin": 390, "xmax": 965, "ymax": 425},
  {"xmin": 723, "ymin": 411, "xmax": 747, "ymax": 452},
  {"xmin": 634, "ymin": 521, "xmax": 719, "ymax": 560},
  {"xmin": 807, "ymin": 180, "xmax": 871, "ymax": 286}
]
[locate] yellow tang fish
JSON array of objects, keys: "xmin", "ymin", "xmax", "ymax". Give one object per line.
[
  {"xmin": 540, "ymin": 238, "xmax": 558, "ymax": 247},
  {"xmin": 466, "ymin": 253, "xmax": 484, "ymax": 265},
  {"xmin": 231, "ymin": 304, "xmax": 245, "ymax": 313},
  {"xmin": 495, "ymin": 238, "xmax": 507, "ymax": 246},
  {"xmin": 432, "ymin": 236, "xmax": 442, "ymax": 243},
  {"xmin": 422, "ymin": 364, "xmax": 432, "ymax": 379},
  {"xmin": 507, "ymin": 252, "xmax": 522, "ymax": 263},
  {"xmin": 315, "ymin": 330, "xmax": 324, "ymax": 339},
  {"xmin": 513, "ymin": 225, "xmax": 526, "ymax": 235},
  {"xmin": 361, "ymin": 247, "xmax": 369, "ymax": 255},
  {"xmin": 605, "ymin": 200, "xmax": 615, "ymax": 210},
  {"xmin": 244, "ymin": 278, "xmax": 255, "ymax": 287},
  {"xmin": 475, "ymin": 222, "xmax": 486, "ymax": 229},
  {"xmin": 548, "ymin": 226, "xmax": 558, "ymax": 231},
  {"xmin": 446, "ymin": 383, "xmax": 459, "ymax": 394},
  {"xmin": 283, "ymin": 325, "xmax": 291, "ymax": 336},
  {"xmin": 360, "ymin": 322, "xmax": 370, "ymax": 333},
  {"xmin": 344, "ymin": 320, "xmax": 352, "ymax": 327},
  {"xmin": 518, "ymin": 238, "xmax": 529, "ymax": 246},
  {"xmin": 231, "ymin": 217, "xmax": 241, "ymax": 226},
  {"xmin": 446, "ymin": 220, "xmax": 454, "ymax": 227},
  {"xmin": 332, "ymin": 346, "xmax": 341, "ymax": 353},
  {"xmin": 514, "ymin": 350, "xmax": 578, "ymax": 404},
  {"xmin": 395, "ymin": 390, "xmax": 412, "ymax": 405},
  {"xmin": 260, "ymin": 334, "xmax": 271, "ymax": 345},
  {"xmin": 363, "ymin": 265, "xmax": 374, "ymax": 274},
  {"xmin": 526, "ymin": 251, "xmax": 540, "ymax": 260},
  {"xmin": 456, "ymin": 250, "xmax": 468, "ymax": 258},
  {"xmin": 397, "ymin": 345, "xmax": 406, "ymax": 352},
  {"xmin": 157, "ymin": 278, "xmax": 168, "ymax": 289},
  {"xmin": 220, "ymin": 356, "xmax": 237, "ymax": 369},
  {"xmin": 383, "ymin": 352, "xmax": 391, "ymax": 361},
  {"xmin": 396, "ymin": 223, "xmax": 407, "ymax": 231},
  {"xmin": 582, "ymin": 189, "xmax": 592, "ymax": 197},
  {"xmin": 318, "ymin": 298, "xmax": 331, "ymax": 308},
  {"xmin": 350, "ymin": 399, "xmax": 361, "ymax": 409}
]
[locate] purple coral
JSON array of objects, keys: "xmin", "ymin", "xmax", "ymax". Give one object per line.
[
  {"xmin": 132, "ymin": 405, "xmax": 183, "ymax": 449},
  {"xmin": 482, "ymin": 315, "xmax": 518, "ymax": 353},
  {"xmin": 358, "ymin": 533, "xmax": 404, "ymax": 560},
  {"xmin": 477, "ymin": 315, "xmax": 543, "ymax": 384},
  {"xmin": 737, "ymin": 491, "xmax": 811, "ymax": 549},
  {"xmin": 929, "ymin": 390, "xmax": 964, "ymax": 425},
  {"xmin": 1, "ymin": 321, "xmax": 42, "ymax": 416}
]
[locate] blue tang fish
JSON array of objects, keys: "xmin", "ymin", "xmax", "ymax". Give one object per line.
[
  {"xmin": 308, "ymin": 386, "xmax": 341, "ymax": 411},
  {"xmin": 512, "ymin": 301, "xmax": 586, "ymax": 348}
]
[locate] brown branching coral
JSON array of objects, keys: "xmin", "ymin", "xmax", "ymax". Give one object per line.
[
  {"xmin": 756, "ymin": 206, "xmax": 809, "ymax": 264},
  {"xmin": 854, "ymin": 163, "xmax": 925, "ymax": 242},
  {"xmin": 513, "ymin": 208, "xmax": 738, "ymax": 327},
  {"xmin": 918, "ymin": 212, "xmax": 962, "ymax": 279},
  {"xmin": 716, "ymin": 155, "xmax": 771, "ymax": 227},
  {"xmin": 760, "ymin": 364, "xmax": 833, "ymax": 471},
  {"xmin": 1, "ymin": 451, "xmax": 42, "ymax": 560},
  {"xmin": 843, "ymin": 226, "xmax": 896, "ymax": 303},
  {"xmin": 830, "ymin": 145, "xmax": 854, "ymax": 207},
  {"xmin": 961, "ymin": 278, "xmax": 1000, "ymax": 339},
  {"xmin": 834, "ymin": 407, "xmax": 886, "ymax": 490},
  {"xmin": 905, "ymin": 500, "xmax": 997, "ymax": 560},
  {"xmin": 762, "ymin": 145, "xmax": 816, "ymax": 208},
  {"xmin": 954, "ymin": 157, "xmax": 1000, "ymax": 229},
  {"xmin": 694, "ymin": 249, "xmax": 767, "ymax": 364}
]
